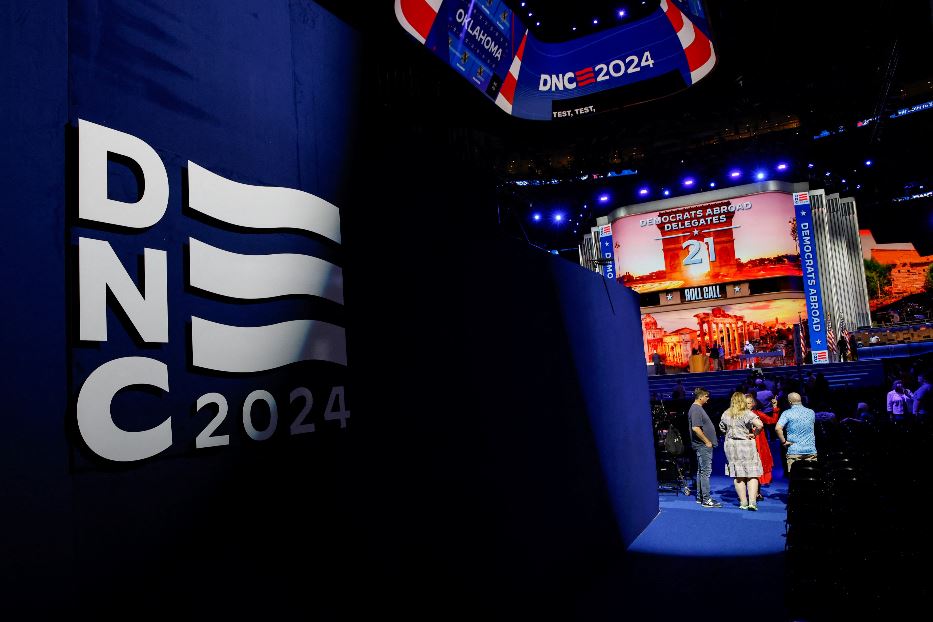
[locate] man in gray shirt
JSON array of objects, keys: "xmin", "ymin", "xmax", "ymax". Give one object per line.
[{"xmin": 689, "ymin": 387, "xmax": 722, "ymax": 507}]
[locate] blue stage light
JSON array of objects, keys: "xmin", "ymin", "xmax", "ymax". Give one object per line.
[
  {"xmin": 532, "ymin": 213, "xmax": 542, "ymax": 222},
  {"xmin": 709, "ymin": 181, "xmax": 717, "ymax": 188},
  {"xmin": 807, "ymin": 163, "xmax": 815, "ymax": 169},
  {"xmin": 593, "ymin": 18, "xmax": 599, "ymax": 24},
  {"xmin": 729, "ymin": 169, "xmax": 742, "ymax": 179},
  {"xmin": 754, "ymin": 170, "xmax": 766, "ymax": 181},
  {"xmin": 662, "ymin": 189, "xmax": 671, "ymax": 197},
  {"xmin": 683, "ymin": 177, "xmax": 696, "ymax": 187},
  {"xmin": 598, "ymin": 194, "xmax": 610, "ymax": 203},
  {"xmin": 638, "ymin": 187, "xmax": 649, "ymax": 196},
  {"xmin": 865, "ymin": 159, "xmax": 872, "ymax": 166},
  {"xmin": 553, "ymin": 212, "xmax": 564, "ymax": 223},
  {"xmin": 776, "ymin": 163, "xmax": 788, "ymax": 171},
  {"xmin": 618, "ymin": 9, "xmax": 627, "ymax": 18}
]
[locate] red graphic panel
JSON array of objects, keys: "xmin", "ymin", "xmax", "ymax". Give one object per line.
[{"xmin": 612, "ymin": 191, "xmax": 801, "ymax": 294}]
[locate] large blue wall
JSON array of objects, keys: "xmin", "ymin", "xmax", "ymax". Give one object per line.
[{"xmin": 1, "ymin": 1, "xmax": 657, "ymax": 615}]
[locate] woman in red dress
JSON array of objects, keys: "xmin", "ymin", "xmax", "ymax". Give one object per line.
[{"xmin": 745, "ymin": 393, "xmax": 780, "ymax": 491}]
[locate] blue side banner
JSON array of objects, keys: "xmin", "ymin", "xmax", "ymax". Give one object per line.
[
  {"xmin": 793, "ymin": 192, "xmax": 829, "ymax": 364},
  {"xmin": 599, "ymin": 225, "xmax": 616, "ymax": 280}
]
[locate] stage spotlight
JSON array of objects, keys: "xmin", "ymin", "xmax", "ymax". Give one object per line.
[
  {"xmin": 807, "ymin": 163, "xmax": 814, "ymax": 169},
  {"xmin": 618, "ymin": 9, "xmax": 627, "ymax": 18},
  {"xmin": 593, "ymin": 18, "xmax": 599, "ymax": 24},
  {"xmin": 709, "ymin": 181, "xmax": 717, "ymax": 188},
  {"xmin": 532, "ymin": 213, "xmax": 542, "ymax": 222},
  {"xmin": 683, "ymin": 177, "xmax": 695, "ymax": 187},
  {"xmin": 865, "ymin": 160, "xmax": 872, "ymax": 166},
  {"xmin": 662, "ymin": 189, "xmax": 671, "ymax": 197},
  {"xmin": 553, "ymin": 212, "xmax": 564, "ymax": 223},
  {"xmin": 729, "ymin": 169, "xmax": 742, "ymax": 179},
  {"xmin": 638, "ymin": 187, "xmax": 649, "ymax": 196},
  {"xmin": 776, "ymin": 163, "xmax": 788, "ymax": 171},
  {"xmin": 598, "ymin": 194, "xmax": 610, "ymax": 203},
  {"xmin": 754, "ymin": 170, "xmax": 766, "ymax": 181}
]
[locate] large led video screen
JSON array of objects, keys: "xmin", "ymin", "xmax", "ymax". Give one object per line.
[
  {"xmin": 396, "ymin": 0, "xmax": 716, "ymax": 120},
  {"xmin": 642, "ymin": 298, "xmax": 806, "ymax": 369},
  {"xmin": 613, "ymin": 191, "xmax": 802, "ymax": 294}
]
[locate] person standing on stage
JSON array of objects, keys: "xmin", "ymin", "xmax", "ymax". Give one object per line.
[
  {"xmin": 709, "ymin": 342, "xmax": 721, "ymax": 371},
  {"xmin": 652, "ymin": 350, "xmax": 665, "ymax": 376},
  {"xmin": 837, "ymin": 334, "xmax": 850, "ymax": 362},
  {"xmin": 719, "ymin": 392, "xmax": 764, "ymax": 510},
  {"xmin": 776, "ymin": 392, "xmax": 817, "ymax": 472},
  {"xmin": 689, "ymin": 388, "xmax": 722, "ymax": 508},
  {"xmin": 848, "ymin": 332, "xmax": 859, "ymax": 361},
  {"xmin": 743, "ymin": 340, "xmax": 756, "ymax": 368}
]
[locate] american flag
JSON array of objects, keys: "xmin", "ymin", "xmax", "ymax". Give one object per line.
[{"xmin": 826, "ymin": 323, "xmax": 837, "ymax": 355}]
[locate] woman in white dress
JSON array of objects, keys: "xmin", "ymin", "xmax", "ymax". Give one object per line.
[{"xmin": 719, "ymin": 391, "xmax": 764, "ymax": 510}]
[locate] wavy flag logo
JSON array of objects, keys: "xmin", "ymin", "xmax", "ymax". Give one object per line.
[{"xmin": 186, "ymin": 162, "xmax": 345, "ymax": 373}]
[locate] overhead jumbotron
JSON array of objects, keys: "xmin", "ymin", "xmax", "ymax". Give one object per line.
[{"xmin": 395, "ymin": 0, "xmax": 716, "ymax": 120}]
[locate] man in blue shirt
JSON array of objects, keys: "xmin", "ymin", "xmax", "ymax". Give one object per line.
[
  {"xmin": 914, "ymin": 372, "xmax": 931, "ymax": 419},
  {"xmin": 776, "ymin": 392, "xmax": 817, "ymax": 473}
]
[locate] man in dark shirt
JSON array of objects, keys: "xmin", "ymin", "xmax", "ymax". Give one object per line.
[
  {"xmin": 837, "ymin": 335, "xmax": 849, "ymax": 362},
  {"xmin": 652, "ymin": 350, "xmax": 665, "ymax": 375},
  {"xmin": 848, "ymin": 332, "xmax": 859, "ymax": 361},
  {"xmin": 689, "ymin": 388, "xmax": 722, "ymax": 507}
]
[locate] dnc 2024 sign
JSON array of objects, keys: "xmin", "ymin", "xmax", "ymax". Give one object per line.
[
  {"xmin": 70, "ymin": 120, "xmax": 349, "ymax": 463},
  {"xmin": 396, "ymin": 0, "xmax": 716, "ymax": 120}
]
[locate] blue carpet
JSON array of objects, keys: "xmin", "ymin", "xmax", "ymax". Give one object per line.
[
  {"xmin": 632, "ymin": 475, "xmax": 789, "ymax": 557},
  {"xmin": 573, "ymin": 474, "xmax": 789, "ymax": 621}
]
